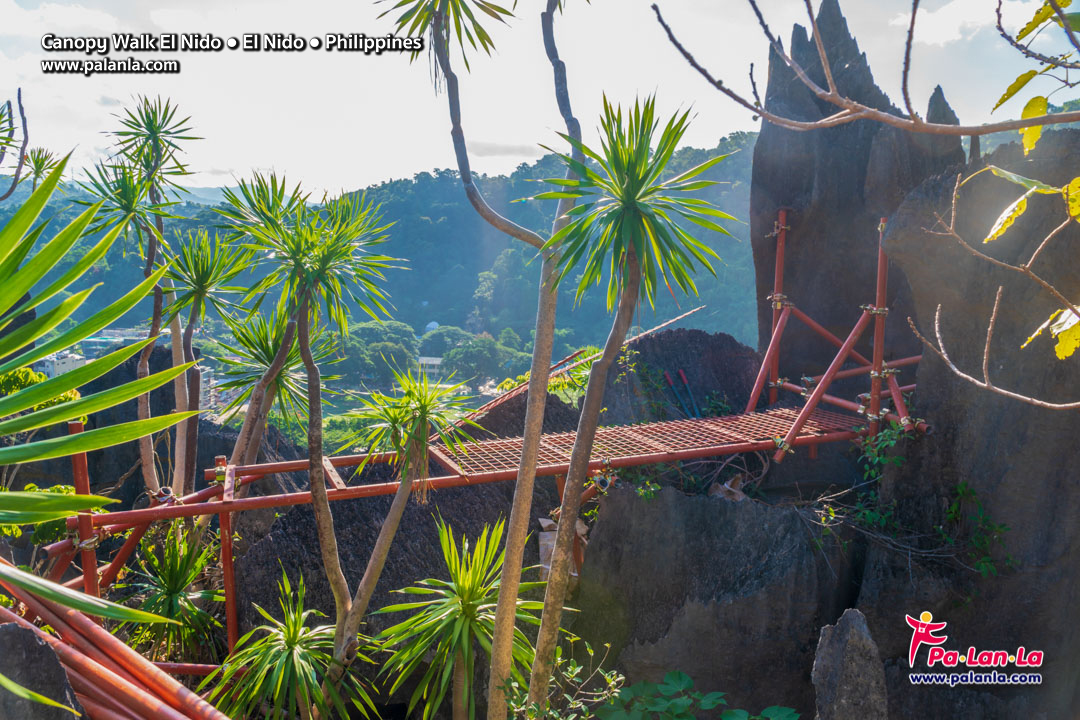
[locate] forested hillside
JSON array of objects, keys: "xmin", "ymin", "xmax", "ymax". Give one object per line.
[{"xmin": 1, "ymin": 131, "xmax": 757, "ymax": 379}]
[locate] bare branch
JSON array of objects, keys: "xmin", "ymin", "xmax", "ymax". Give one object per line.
[
  {"xmin": 749, "ymin": 62, "xmax": 762, "ymax": 110},
  {"xmin": 0, "ymin": 100, "xmax": 13, "ymax": 168},
  {"xmin": 653, "ymin": 2, "xmax": 1080, "ymax": 135},
  {"xmin": 908, "ymin": 311, "xmax": 1080, "ymax": 410},
  {"xmin": 982, "ymin": 286, "xmax": 1003, "ymax": 384},
  {"xmin": 902, "ymin": 0, "xmax": 922, "ymax": 119},
  {"xmin": 0, "ymin": 89, "xmax": 28, "ymax": 202},
  {"xmin": 1048, "ymin": 0, "xmax": 1080, "ymax": 57},
  {"xmin": 996, "ymin": 0, "xmax": 1080, "ymax": 69},
  {"xmin": 802, "ymin": 0, "xmax": 837, "ymax": 95},
  {"xmin": 430, "ymin": 13, "xmax": 546, "ymax": 250}
]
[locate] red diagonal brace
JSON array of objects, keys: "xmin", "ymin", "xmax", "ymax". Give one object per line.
[
  {"xmin": 774, "ymin": 310, "xmax": 872, "ymax": 462},
  {"xmin": 746, "ymin": 305, "xmax": 792, "ymax": 413}
]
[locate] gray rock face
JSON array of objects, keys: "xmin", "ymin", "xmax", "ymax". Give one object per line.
[
  {"xmin": 0, "ymin": 623, "xmax": 82, "ymax": 719},
  {"xmin": 570, "ymin": 487, "xmax": 853, "ymax": 715},
  {"xmin": 749, "ymin": 0, "xmax": 961, "ymax": 385},
  {"xmin": 811, "ymin": 608, "xmax": 887, "ymax": 720},
  {"xmin": 857, "ymin": 130, "xmax": 1080, "ymax": 719},
  {"xmin": 599, "ymin": 328, "xmax": 760, "ymax": 426}
]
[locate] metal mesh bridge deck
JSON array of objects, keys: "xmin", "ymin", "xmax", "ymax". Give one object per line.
[{"xmin": 429, "ymin": 406, "xmax": 862, "ymax": 479}]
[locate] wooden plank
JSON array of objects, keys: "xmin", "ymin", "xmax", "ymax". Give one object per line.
[{"xmin": 322, "ymin": 457, "xmax": 347, "ymax": 490}]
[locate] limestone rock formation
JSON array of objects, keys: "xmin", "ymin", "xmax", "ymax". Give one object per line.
[
  {"xmin": 570, "ymin": 487, "xmax": 854, "ymax": 714},
  {"xmin": 858, "ymin": 129, "xmax": 1080, "ymax": 718},
  {"xmin": 0, "ymin": 623, "xmax": 82, "ymax": 719},
  {"xmin": 811, "ymin": 608, "xmax": 887, "ymax": 720}
]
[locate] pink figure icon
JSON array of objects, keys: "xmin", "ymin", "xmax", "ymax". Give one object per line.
[{"xmin": 905, "ymin": 611, "xmax": 947, "ymax": 667}]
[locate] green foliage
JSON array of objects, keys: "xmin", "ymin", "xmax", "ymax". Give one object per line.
[
  {"xmin": 499, "ymin": 326, "xmax": 523, "ymax": 350},
  {"xmin": 0, "ymin": 158, "xmax": 195, "ymax": 464},
  {"xmin": 200, "ymin": 568, "xmax": 374, "ymax": 719},
  {"xmin": 942, "ymin": 482, "xmax": 1014, "ymax": 579},
  {"xmin": 505, "ymin": 641, "xmax": 624, "ymax": 720},
  {"xmin": 341, "ymin": 366, "xmax": 478, "ymax": 481},
  {"xmin": 118, "ymin": 521, "xmax": 223, "ymax": 661},
  {"xmin": 496, "ymin": 345, "xmax": 597, "ymax": 405},
  {"xmin": 223, "ymin": 180, "xmax": 398, "ymax": 332},
  {"xmin": 2, "ymin": 484, "xmax": 82, "ymax": 545},
  {"xmin": 533, "ymin": 94, "xmax": 735, "ymax": 309},
  {"xmin": 352, "ymin": 319, "xmax": 420, "ymax": 354},
  {"xmin": 215, "ymin": 311, "xmax": 338, "ymax": 426},
  {"xmin": 859, "ymin": 422, "xmax": 906, "ymax": 484},
  {"xmin": 445, "ymin": 334, "xmax": 529, "ymax": 385},
  {"xmin": 163, "ymin": 228, "xmax": 249, "ymax": 324},
  {"xmin": 594, "ymin": 671, "xmax": 798, "ymax": 720},
  {"xmin": 378, "ymin": 0, "xmax": 515, "ymax": 71},
  {"xmin": 21, "ymin": 148, "xmax": 61, "ymax": 191},
  {"xmin": 420, "ymin": 325, "xmax": 473, "ymax": 356},
  {"xmin": 377, "ymin": 518, "xmax": 543, "ymax": 720},
  {"xmin": 368, "ymin": 340, "xmax": 416, "ymax": 385}
]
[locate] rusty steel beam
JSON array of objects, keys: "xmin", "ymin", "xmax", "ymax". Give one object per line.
[
  {"xmin": 868, "ymin": 225, "xmax": 889, "ymax": 436},
  {"xmin": 68, "ymin": 422, "xmax": 100, "ymax": 603}
]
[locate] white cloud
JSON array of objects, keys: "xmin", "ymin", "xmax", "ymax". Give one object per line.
[{"xmin": 890, "ymin": 0, "xmax": 1041, "ymax": 46}]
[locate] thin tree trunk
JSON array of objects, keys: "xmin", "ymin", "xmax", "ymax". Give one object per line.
[
  {"xmin": 136, "ymin": 227, "xmax": 163, "ymax": 495},
  {"xmin": 487, "ymin": 3, "xmax": 582, "ymax": 715},
  {"xmin": 527, "ymin": 253, "xmax": 641, "ymax": 705},
  {"xmin": 147, "ymin": 179, "xmax": 188, "ymax": 497},
  {"xmin": 297, "ymin": 295, "xmax": 353, "ymax": 651},
  {"xmin": 230, "ymin": 321, "xmax": 296, "ymax": 467},
  {"xmin": 181, "ymin": 303, "xmax": 200, "ymax": 499},
  {"xmin": 240, "ymin": 384, "xmax": 277, "ymax": 468},
  {"xmin": 168, "ymin": 296, "xmax": 189, "ymax": 495},
  {"xmin": 453, "ymin": 651, "xmax": 468, "ymax": 720},
  {"xmin": 0, "ymin": 89, "xmax": 28, "ymax": 203},
  {"xmin": 339, "ymin": 437, "xmax": 424, "ymax": 646}
]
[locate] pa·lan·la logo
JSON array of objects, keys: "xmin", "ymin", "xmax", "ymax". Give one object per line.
[{"xmin": 905, "ymin": 611, "xmax": 1043, "ymax": 669}]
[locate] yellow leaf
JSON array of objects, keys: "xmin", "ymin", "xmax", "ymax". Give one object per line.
[
  {"xmin": 1064, "ymin": 177, "xmax": 1080, "ymax": 221},
  {"xmin": 1054, "ymin": 320, "xmax": 1080, "ymax": 359},
  {"xmin": 1019, "ymin": 0, "xmax": 1073, "ymax": 40},
  {"xmin": 993, "ymin": 70, "xmax": 1038, "ymax": 112},
  {"xmin": 1020, "ymin": 96, "xmax": 1048, "ymax": 155},
  {"xmin": 985, "ymin": 190, "xmax": 1033, "ymax": 243}
]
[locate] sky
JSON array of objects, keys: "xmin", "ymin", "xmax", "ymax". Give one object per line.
[{"xmin": 0, "ymin": 0, "xmax": 1072, "ymax": 196}]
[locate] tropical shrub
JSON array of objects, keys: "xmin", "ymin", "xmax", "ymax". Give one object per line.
[
  {"xmin": 377, "ymin": 518, "xmax": 543, "ymax": 720},
  {"xmin": 118, "ymin": 520, "xmax": 222, "ymax": 662},
  {"xmin": 200, "ymin": 568, "xmax": 374, "ymax": 719}
]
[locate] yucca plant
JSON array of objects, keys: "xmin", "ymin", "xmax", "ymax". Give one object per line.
[
  {"xmin": 164, "ymin": 229, "xmax": 249, "ymax": 495},
  {"xmin": 215, "ymin": 311, "xmax": 339, "ymax": 467},
  {"xmin": 199, "ymin": 568, "xmax": 375, "ymax": 719},
  {"xmin": 21, "ymin": 148, "xmax": 60, "ymax": 192},
  {"xmin": 524, "ymin": 95, "xmax": 736, "ymax": 702},
  {"xmin": 117, "ymin": 520, "xmax": 223, "ymax": 662},
  {"xmin": 377, "ymin": 518, "xmax": 543, "ymax": 720}
]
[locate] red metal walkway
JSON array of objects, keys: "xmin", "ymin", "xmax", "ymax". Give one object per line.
[{"xmin": 431, "ymin": 406, "xmax": 861, "ymax": 479}]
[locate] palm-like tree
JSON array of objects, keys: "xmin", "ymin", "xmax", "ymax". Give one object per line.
[
  {"xmin": 216, "ymin": 311, "xmax": 338, "ymax": 471},
  {"xmin": 235, "ymin": 182, "xmax": 402, "ymax": 688},
  {"xmin": 164, "ymin": 229, "xmax": 249, "ymax": 496},
  {"xmin": 524, "ymin": 95, "xmax": 736, "ymax": 702},
  {"xmin": 327, "ymin": 367, "xmax": 480, "ymax": 688},
  {"xmin": 217, "ymin": 172, "xmax": 309, "ymax": 468},
  {"xmin": 22, "ymin": 148, "xmax": 60, "ymax": 192},
  {"xmin": 81, "ymin": 96, "xmax": 198, "ymax": 495},
  {"xmin": 376, "ymin": 518, "xmax": 543, "ymax": 720},
  {"xmin": 378, "ymin": 5, "xmax": 586, "ymax": 714}
]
